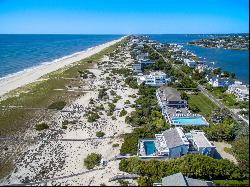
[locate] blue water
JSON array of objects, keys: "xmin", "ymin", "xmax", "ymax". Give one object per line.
[
  {"xmin": 149, "ymin": 34, "xmax": 249, "ymax": 84},
  {"xmin": 0, "ymin": 34, "xmax": 123, "ymax": 78},
  {"xmin": 171, "ymin": 117, "xmax": 208, "ymax": 126},
  {"xmin": 144, "ymin": 141, "xmax": 156, "ymax": 155}
]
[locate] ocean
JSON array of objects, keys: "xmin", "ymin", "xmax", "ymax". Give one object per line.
[
  {"xmin": 0, "ymin": 34, "xmax": 248, "ymax": 84},
  {"xmin": 0, "ymin": 34, "xmax": 123, "ymax": 79},
  {"xmin": 148, "ymin": 34, "xmax": 249, "ymax": 84}
]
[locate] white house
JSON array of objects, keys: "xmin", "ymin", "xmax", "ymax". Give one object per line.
[
  {"xmin": 185, "ymin": 130, "xmax": 216, "ymax": 156},
  {"xmin": 138, "ymin": 127, "xmax": 215, "ymax": 159},
  {"xmin": 207, "ymin": 75, "xmax": 234, "ymax": 87},
  {"xmin": 183, "ymin": 58, "xmax": 197, "ymax": 68},
  {"xmin": 227, "ymin": 81, "xmax": 249, "ymax": 101},
  {"xmin": 137, "ymin": 71, "xmax": 171, "ymax": 87},
  {"xmin": 132, "ymin": 63, "xmax": 142, "ymax": 73},
  {"xmin": 154, "ymin": 127, "xmax": 190, "ymax": 158}
]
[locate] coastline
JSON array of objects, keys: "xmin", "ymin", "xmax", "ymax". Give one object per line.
[{"xmin": 0, "ymin": 36, "xmax": 126, "ymax": 97}]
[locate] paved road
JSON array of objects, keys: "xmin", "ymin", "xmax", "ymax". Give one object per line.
[{"xmin": 148, "ymin": 44, "xmax": 248, "ymax": 126}]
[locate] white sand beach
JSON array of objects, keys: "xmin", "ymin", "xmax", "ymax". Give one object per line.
[
  {"xmin": 0, "ymin": 40, "xmax": 138, "ymax": 186},
  {"xmin": 0, "ymin": 36, "xmax": 125, "ymax": 97}
]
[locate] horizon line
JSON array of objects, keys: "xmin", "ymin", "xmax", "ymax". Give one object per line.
[{"xmin": 0, "ymin": 32, "xmax": 249, "ymax": 35}]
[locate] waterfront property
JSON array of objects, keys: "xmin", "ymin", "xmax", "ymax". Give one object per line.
[
  {"xmin": 137, "ymin": 71, "xmax": 171, "ymax": 87},
  {"xmin": 137, "ymin": 127, "xmax": 215, "ymax": 159},
  {"xmin": 227, "ymin": 81, "xmax": 249, "ymax": 101},
  {"xmin": 153, "ymin": 172, "xmax": 214, "ymax": 186},
  {"xmin": 132, "ymin": 63, "xmax": 142, "ymax": 73},
  {"xmin": 183, "ymin": 58, "xmax": 197, "ymax": 68},
  {"xmin": 206, "ymin": 75, "xmax": 234, "ymax": 88},
  {"xmin": 156, "ymin": 86, "xmax": 209, "ymax": 126}
]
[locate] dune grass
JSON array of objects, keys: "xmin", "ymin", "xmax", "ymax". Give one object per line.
[{"xmin": 0, "ymin": 38, "xmax": 126, "ymax": 137}]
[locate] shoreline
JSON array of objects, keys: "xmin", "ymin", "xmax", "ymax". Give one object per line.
[{"xmin": 0, "ymin": 36, "xmax": 126, "ymax": 97}]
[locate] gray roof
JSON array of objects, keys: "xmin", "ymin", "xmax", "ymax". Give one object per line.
[
  {"xmin": 162, "ymin": 128, "xmax": 184, "ymax": 149},
  {"xmin": 162, "ymin": 173, "xmax": 213, "ymax": 186},
  {"xmin": 159, "ymin": 86, "xmax": 182, "ymax": 101}
]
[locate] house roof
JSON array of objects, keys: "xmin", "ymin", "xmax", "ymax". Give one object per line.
[
  {"xmin": 162, "ymin": 128, "xmax": 185, "ymax": 149},
  {"xmin": 162, "ymin": 172, "xmax": 213, "ymax": 186},
  {"xmin": 159, "ymin": 86, "xmax": 182, "ymax": 101},
  {"xmin": 190, "ymin": 131, "xmax": 214, "ymax": 148}
]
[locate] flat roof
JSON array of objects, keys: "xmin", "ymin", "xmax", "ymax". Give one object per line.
[
  {"xmin": 191, "ymin": 131, "xmax": 213, "ymax": 148},
  {"xmin": 158, "ymin": 86, "xmax": 182, "ymax": 102}
]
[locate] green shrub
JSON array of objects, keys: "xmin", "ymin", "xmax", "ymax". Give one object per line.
[
  {"xmin": 62, "ymin": 125, "xmax": 67, "ymax": 129},
  {"xmin": 84, "ymin": 153, "xmax": 102, "ymax": 170},
  {"xmin": 48, "ymin": 101, "xmax": 66, "ymax": 110},
  {"xmin": 119, "ymin": 154, "xmax": 246, "ymax": 185},
  {"xmin": 35, "ymin": 123, "xmax": 49, "ymax": 131},
  {"xmin": 124, "ymin": 100, "xmax": 131, "ymax": 105},
  {"xmin": 111, "ymin": 116, "xmax": 116, "ymax": 120},
  {"xmin": 119, "ymin": 108, "xmax": 127, "ymax": 117},
  {"xmin": 213, "ymin": 180, "xmax": 249, "ymax": 186},
  {"xmin": 112, "ymin": 143, "xmax": 119, "ymax": 147},
  {"xmin": 96, "ymin": 131, "xmax": 105, "ymax": 138},
  {"xmin": 87, "ymin": 112, "xmax": 100, "ymax": 122}
]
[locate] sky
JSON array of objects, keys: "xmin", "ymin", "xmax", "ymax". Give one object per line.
[{"xmin": 0, "ymin": 0, "xmax": 249, "ymax": 34}]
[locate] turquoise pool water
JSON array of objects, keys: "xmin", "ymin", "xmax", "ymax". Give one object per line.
[
  {"xmin": 171, "ymin": 117, "xmax": 208, "ymax": 125},
  {"xmin": 144, "ymin": 141, "xmax": 156, "ymax": 155}
]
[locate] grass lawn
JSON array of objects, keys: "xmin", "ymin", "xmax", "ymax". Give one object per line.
[{"xmin": 188, "ymin": 92, "xmax": 218, "ymax": 117}]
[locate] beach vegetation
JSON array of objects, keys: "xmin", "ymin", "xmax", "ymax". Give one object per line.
[
  {"xmin": 96, "ymin": 131, "xmax": 105, "ymax": 138},
  {"xmin": 84, "ymin": 153, "xmax": 102, "ymax": 170},
  {"xmin": 112, "ymin": 143, "xmax": 119, "ymax": 147},
  {"xmin": 87, "ymin": 112, "xmax": 100, "ymax": 122},
  {"xmin": 107, "ymin": 103, "xmax": 116, "ymax": 116},
  {"xmin": 119, "ymin": 108, "xmax": 127, "ymax": 117},
  {"xmin": 117, "ymin": 179, "xmax": 129, "ymax": 186},
  {"xmin": 125, "ymin": 76, "xmax": 138, "ymax": 89},
  {"xmin": 35, "ymin": 123, "xmax": 49, "ymax": 131},
  {"xmin": 98, "ymin": 88, "xmax": 108, "ymax": 100},
  {"xmin": 124, "ymin": 100, "xmax": 130, "ymax": 105},
  {"xmin": 48, "ymin": 101, "xmax": 66, "ymax": 110}
]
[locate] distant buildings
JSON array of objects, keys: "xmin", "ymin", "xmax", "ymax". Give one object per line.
[
  {"xmin": 153, "ymin": 172, "xmax": 214, "ymax": 186},
  {"xmin": 138, "ymin": 127, "xmax": 215, "ymax": 159},
  {"xmin": 227, "ymin": 81, "xmax": 249, "ymax": 101},
  {"xmin": 137, "ymin": 71, "xmax": 171, "ymax": 87},
  {"xmin": 206, "ymin": 75, "xmax": 234, "ymax": 88},
  {"xmin": 183, "ymin": 58, "xmax": 197, "ymax": 68}
]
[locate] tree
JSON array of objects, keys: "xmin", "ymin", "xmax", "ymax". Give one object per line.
[{"xmin": 180, "ymin": 91, "xmax": 189, "ymax": 101}]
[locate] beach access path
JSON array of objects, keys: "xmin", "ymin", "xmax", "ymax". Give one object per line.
[{"xmin": 0, "ymin": 37, "xmax": 125, "ymax": 97}]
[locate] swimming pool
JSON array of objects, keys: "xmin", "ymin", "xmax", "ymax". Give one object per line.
[
  {"xmin": 144, "ymin": 141, "xmax": 156, "ymax": 155},
  {"xmin": 171, "ymin": 117, "xmax": 208, "ymax": 125}
]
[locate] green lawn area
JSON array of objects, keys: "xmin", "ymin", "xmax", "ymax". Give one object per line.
[{"xmin": 188, "ymin": 92, "xmax": 218, "ymax": 117}]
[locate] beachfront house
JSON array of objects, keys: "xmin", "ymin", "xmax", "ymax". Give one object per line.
[
  {"xmin": 137, "ymin": 71, "xmax": 171, "ymax": 86},
  {"xmin": 206, "ymin": 75, "xmax": 234, "ymax": 88},
  {"xmin": 185, "ymin": 130, "xmax": 216, "ymax": 156},
  {"xmin": 227, "ymin": 81, "xmax": 249, "ymax": 101},
  {"xmin": 156, "ymin": 86, "xmax": 209, "ymax": 126},
  {"xmin": 153, "ymin": 173, "xmax": 214, "ymax": 186},
  {"xmin": 183, "ymin": 58, "xmax": 197, "ymax": 68},
  {"xmin": 156, "ymin": 86, "xmax": 187, "ymax": 108},
  {"xmin": 132, "ymin": 63, "xmax": 142, "ymax": 73},
  {"xmin": 138, "ymin": 127, "xmax": 215, "ymax": 159}
]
